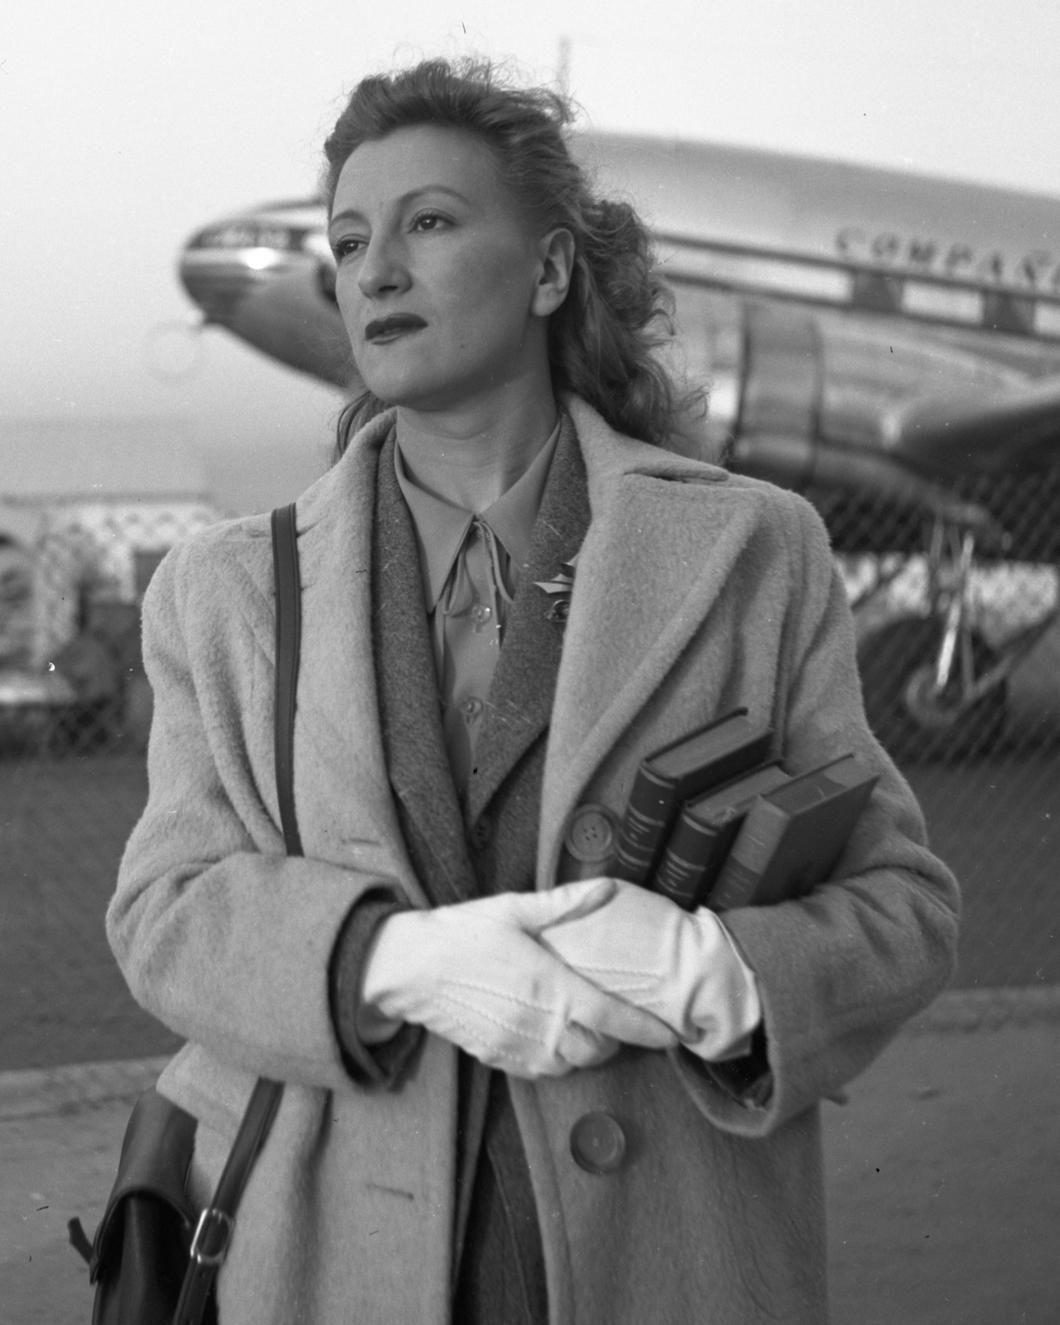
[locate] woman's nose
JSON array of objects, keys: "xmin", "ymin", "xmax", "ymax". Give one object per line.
[{"xmin": 357, "ymin": 233, "xmax": 410, "ymax": 298}]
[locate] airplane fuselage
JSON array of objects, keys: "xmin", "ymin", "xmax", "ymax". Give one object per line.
[{"xmin": 178, "ymin": 132, "xmax": 1060, "ymax": 520}]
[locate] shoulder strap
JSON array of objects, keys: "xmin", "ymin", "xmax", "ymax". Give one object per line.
[
  {"xmin": 173, "ymin": 503, "xmax": 301, "ymax": 1325},
  {"xmin": 271, "ymin": 502, "xmax": 304, "ymax": 858}
]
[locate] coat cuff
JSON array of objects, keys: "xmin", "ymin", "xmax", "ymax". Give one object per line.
[
  {"xmin": 697, "ymin": 1022, "xmax": 774, "ymax": 1108},
  {"xmin": 329, "ymin": 889, "xmax": 423, "ymax": 1086}
]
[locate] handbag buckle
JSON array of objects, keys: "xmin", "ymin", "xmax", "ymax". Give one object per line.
[{"xmin": 190, "ymin": 1207, "xmax": 234, "ymax": 1267}]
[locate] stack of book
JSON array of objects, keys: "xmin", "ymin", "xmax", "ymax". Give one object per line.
[{"xmin": 612, "ymin": 709, "xmax": 879, "ymax": 912}]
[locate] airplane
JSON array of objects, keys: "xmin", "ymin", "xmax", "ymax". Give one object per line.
[{"xmin": 177, "ymin": 133, "xmax": 1060, "ymax": 761}]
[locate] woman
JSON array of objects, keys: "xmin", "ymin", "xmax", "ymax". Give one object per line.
[{"xmin": 109, "ymin": 58, "xmax": 959, "ymax": 1325}]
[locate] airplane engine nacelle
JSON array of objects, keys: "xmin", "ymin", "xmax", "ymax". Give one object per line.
[
  {"xmin": 736, "ymin": 304, "xmax": 824, "ymax": 455},
  {"xmin": 727, "ymin": 305, "xmax": 1001, "ymax": 539}
]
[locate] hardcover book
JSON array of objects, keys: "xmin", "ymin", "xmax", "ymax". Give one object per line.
[
  {"xmin": 706, "ymin": 753, "xmax": 879, "ymax": 911},
  {"xmin": 652, "ymin": 762, "xmax": 791, "ymax": 910},
  {"xmin": 612, "ymin": 709, "xmax": 773, "ymax": 886}
]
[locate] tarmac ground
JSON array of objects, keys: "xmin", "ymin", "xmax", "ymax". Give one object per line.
[
  {"xmin": 2, "ymin": 991, "xmax": 1059, "ymax": 1325},
  {"xmin": 2, "ymin": 674, "xmax": 1059, "ymax": 1324}
]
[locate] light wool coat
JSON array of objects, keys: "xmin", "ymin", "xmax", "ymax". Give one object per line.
[{"xmin": 109, "ymin": 396, "xmax": 959, "ymax": 1325}]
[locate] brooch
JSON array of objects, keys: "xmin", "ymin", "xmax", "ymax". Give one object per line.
[{"xmin": 534, "ymin": 552, "xmax": 579, "ymax": 624}]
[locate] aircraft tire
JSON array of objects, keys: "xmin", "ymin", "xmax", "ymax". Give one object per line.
[{"xmin": 856, "ymin": 616, "xmax": 1007, "ymax": 763}]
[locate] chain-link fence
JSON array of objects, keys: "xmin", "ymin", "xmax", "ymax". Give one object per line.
[
  {"xmin": 0, "ymin": 502, "xmax": 217, "ymax": 1069},
  {"xmin": 811, "ymin": 460, "xmax": 1060, "ymax": 988},
  {"xmin": 0, "ymin": 500, "xmax": 219, "ymax": 759},
  {"xmin": 2, "ymin": 469, "xmax": 1058, "ymax": 1012}
]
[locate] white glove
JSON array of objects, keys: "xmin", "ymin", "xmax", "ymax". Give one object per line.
[
  {"xmin": 360, "ymin": 878, "xmax": 679, "ymax": 1078},
  {"xmin": 539, "ymin": 879, "xmax": 762, "ymax": 1062}
]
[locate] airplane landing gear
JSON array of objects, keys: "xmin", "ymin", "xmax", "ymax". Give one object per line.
[
  {"xmin": 855, "ymin": 521, "xmax": 1013, "ymax": 761},
  {"xmin": 857, "ymin": 616, "xmax": 1007, "ymax": 760}
]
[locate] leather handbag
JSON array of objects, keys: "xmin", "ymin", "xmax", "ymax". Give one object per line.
[{"xmin": 69, "ymin": 503, "xmax": 303, "ymax": 1324}]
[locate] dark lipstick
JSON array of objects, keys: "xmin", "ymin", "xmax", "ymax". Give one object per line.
[{"xmin": 365, "ymin": 314, "xmax": 427, "ymax": 341}]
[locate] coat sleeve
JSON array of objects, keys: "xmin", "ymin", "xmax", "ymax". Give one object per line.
[
  {"xmin": 672, "ymin": 491, "xmax": 960, "ymax": 1136},
  {"xmin": 106, "ymin": 539, "xmax": 415, "ymax": 1093}
]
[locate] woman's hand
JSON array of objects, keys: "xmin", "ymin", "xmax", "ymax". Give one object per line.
[
  {"xmin": 538, "ymin": 879, "xmax": 763, "ymax": 1062},
  {"xmin": 360, "ymin": 878, "xmax": 678, "ymax": 1078}
]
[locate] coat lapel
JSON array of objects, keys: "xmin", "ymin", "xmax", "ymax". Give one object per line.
[
  {"xmin": 372, "ymin": 433, "xmax": 479, "ymax": 904},
  {"xmin": 465, "ymin": 415, "xmax": 591, "ymax": 827},
  {"xmin": 285, "ymin": 411, "xmax": 431, "ymax": 898},
  {"xmin": 538, "ymin": 396, "xmax": 771, "ymax": 886}
]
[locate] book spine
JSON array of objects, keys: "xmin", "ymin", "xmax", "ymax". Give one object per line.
[
  {"xmin": 613, "ymin": 770, "xmax": 677, "ymax": 885},
  {"xmin": 707, "ymin": 801, "xmax": 790, "ymax": 911},
  {"xmin": 652, "ymin": 812, "xmax": 712, "ymax": 909}
]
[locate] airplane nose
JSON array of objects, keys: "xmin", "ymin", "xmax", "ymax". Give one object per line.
[
  {"xmin": 178, "ymin": 222, "xmax": 300, "ymax": 325},
  {"xmin": 174, "ymin": 204, "xmax": 353, "ymax": 387},
  {"xmin": 179, "ymin": 253, "xmax": 259, "ymax": 323}
]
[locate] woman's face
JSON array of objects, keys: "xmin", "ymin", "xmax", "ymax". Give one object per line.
[{"xmin": 328, "ymin": 124, "xmax": 569, "ymax": 413}]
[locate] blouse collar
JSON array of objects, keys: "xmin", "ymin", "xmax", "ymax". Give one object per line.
[{"xmin": 393, "ymin": 419, "xmax": 563, "ymax": 613}]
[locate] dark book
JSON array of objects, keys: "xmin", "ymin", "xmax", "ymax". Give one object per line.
[
  {"xmin": 652, "ymin": 762, "xmax": 791, "ymax": 910},
  {"xmin": 706, "ymin": 753, "xmax": 879, "ymax": 911},
  {"xmin": 612, "ymin": 709, "xmax": 773, "ymax": 885}
]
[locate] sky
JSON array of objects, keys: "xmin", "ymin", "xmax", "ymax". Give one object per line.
[{"xmin": 3, "ymin": 0, "xmax": 1060, "ymax": 510}]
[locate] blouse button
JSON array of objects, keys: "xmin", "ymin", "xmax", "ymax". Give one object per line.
[
  {"xmin": 469, "ymin": 814, "xmax": 494, "ymax": 850},
  {"xmin": 570, "ymin": 1112, "xmax": 627, "ymax": 1175},
  {"xmin": 459, "ymin": 697, "xmax": 484, "ymax": 721}
]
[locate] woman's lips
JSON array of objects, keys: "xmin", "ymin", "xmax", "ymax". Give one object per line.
[{"xmin": 365, "ymin": 315, "xmax": 427, "ymax": 343}]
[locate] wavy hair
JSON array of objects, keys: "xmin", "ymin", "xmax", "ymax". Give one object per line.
[{"xmin": 323, "ymin": 57, "xmax": 698, "ymax": 453}]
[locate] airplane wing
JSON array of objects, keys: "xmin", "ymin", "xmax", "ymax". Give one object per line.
[{"xmin": 885, "ymin": 376, "xmax": 1060, "ymax": 474}]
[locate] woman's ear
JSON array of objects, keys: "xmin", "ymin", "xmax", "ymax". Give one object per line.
[{"xmin": 531, "ymin": 228, "xmax": 575, "ymax": 317}]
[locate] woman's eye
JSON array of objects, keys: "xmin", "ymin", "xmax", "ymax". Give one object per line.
[
  {"xmin": 332, "ymin": 236, "xmax": 366, "ymax": 260},
  {"xmin": 411, "ymin": 211, "xmax": 448, "ymax": 233}
]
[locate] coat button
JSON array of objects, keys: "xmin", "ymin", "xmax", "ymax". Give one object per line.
[
  {"xmin": 469, "ymin": 814, "xmax": 493, "ymax": 850},
  {"xmin": 562, "ymin": 804, "xmax": 617, "ymax": 866},
  {"xmin": 570, "ymin": 1112, "xmax": 626, "ymax": 1175}
]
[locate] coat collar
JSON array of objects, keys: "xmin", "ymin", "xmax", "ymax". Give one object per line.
[{"xmin": 537, "ymin": 396, "xmax": 770, "ymax": 888}]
